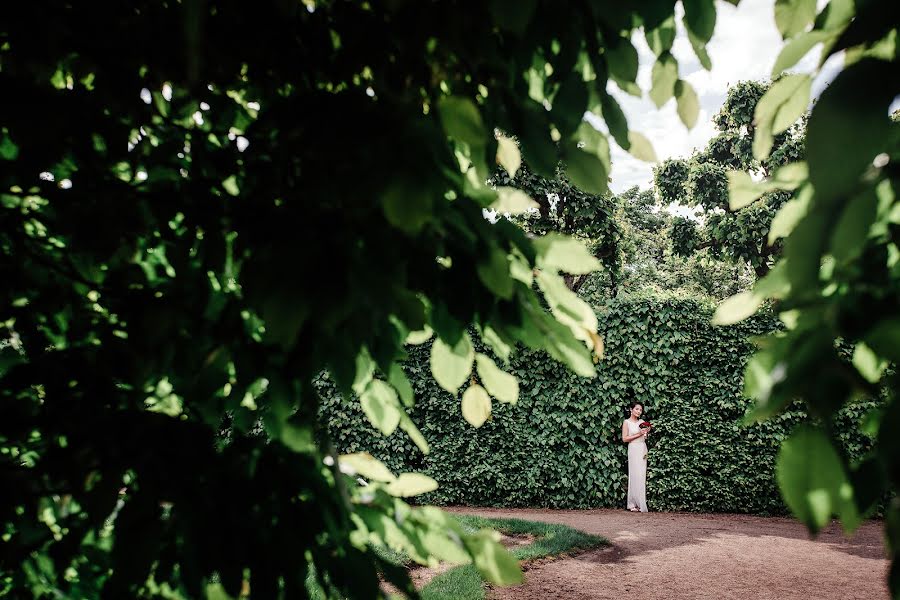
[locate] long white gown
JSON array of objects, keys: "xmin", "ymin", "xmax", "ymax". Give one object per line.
[{"xmin": 624, "ymin": 418, "xmax": 648, "ymax": 512}]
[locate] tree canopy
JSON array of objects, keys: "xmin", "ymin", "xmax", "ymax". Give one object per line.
[
  {"xmin": 604, "ymin": 185, "xmax": 753, "ymax": 300},
  {"xmin": 492, "ymin": 160, "xmax": 621, "ymax": 292},
  {"xmin": 654, "ymin": 79, "xmax": 805, "ymax": 277},
  {"xmin": 3, "ymin": 0, "xmax": 897, "ymax": 596},
  {"xmin": 711, "ymin": 0, "xmax": 900, "ymax": 594},
  {"xmin": 0, "ymin": 1, "xmax": 713, "ymax": 597}
]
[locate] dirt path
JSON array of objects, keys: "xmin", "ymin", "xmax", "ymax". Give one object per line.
[{"xmin": 448, "ymin": 507, "xmax": 890, "ymax": 600}]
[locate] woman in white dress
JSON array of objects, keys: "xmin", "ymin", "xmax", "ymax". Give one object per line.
[{"xmin": 622, "ymin": 401, "xmax": 648, "ymax": 512}]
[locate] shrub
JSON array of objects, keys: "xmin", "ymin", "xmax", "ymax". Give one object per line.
[{"xmin": 320, "ymin": 297, "xmax": 881, "ymax": 514}]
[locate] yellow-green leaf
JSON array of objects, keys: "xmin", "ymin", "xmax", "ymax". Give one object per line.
[
  {"xmin": 360, "ymin": 380, "xmax": 402, "ymax": 436},
  {"xmin": 222, "ymin": 175, "xmax": 240, "ymax": 196},
  {"xmin": 772, "ymin": 162, "xmax": 809, "ymax": 190},
  {"xmin": 430, "ymin": 333, "xmax": 474, "ymax": 394},
  {"xmin": 406, "ymin": 325, "xmax": 434, "ymax": 345},
  {"xmin": 206, "ymin": 583, "xmax": 234, "ymax": 600},
  {"xmin": 589, "ymin": 330, "xmax": 605, "ymax": 360},
  {"xmin": 769, "ymin": 185, "xmax": 812, "ymax": 244},
  {"xmin": 536, "ymin": 270, "xmax": 598, "ymax": 335},
  {"xmin": 463, "ymin": 531, "xmax": 523, "ymax": 585},
  {"xmin": 281, "ymin": 423, "xmax": 314, "ymax": 453},
  {"xmin": 475, "ymin": 353, "xmax": 519, "ymax": 404},
  {"xmin": 772, "ymin": 80, "xmax": 811, "ymax": 133},
  {"xmin": 386, "ymin": 472, "xmax": 439, "ymax": 497},
  {"xmin": 388, "ymin": 363, "xmax": 414, "ymax": 408},
  {"xmin": 538, "ymin": 310, "xmax": 597, "ymax": 377},
  {"xmin": 339, "ymin": 452, "xmax": 396, "ymax": 482},
  {"xmin": 774, "ymin": 0, "xmax": 817, "ymax": 39},
  {"xmin": 753, "ymin": 74, "xmax": 811, "ymax": 159},
  {"xmin": 533, "ymin": 233, "xmax": 602, "ymax": 275},
  {"xmin": 461, "ymin": 384, "xmax": 492, "ymax": 427},
  {"xmin": 852, "ymin": 343, "xmax": 888, "ymax": 383},
  {"xmin": 351, "ymin": 348, "xmax": 375, "ymax": 395},
  {"xmin": 645, "ymin": 16, "xmax": 677, "ymax": 56},
  {"xmin": 727, "ymin": 171, "xmax": 768, "ymax": 210},
  {"xmin": 626, "ymin": 131, "xmax": 658, "ymax": 163},
  {"xmin": 754, "ymin": 259, "xmax": 792, "ymax": 299},
  {"xmin": 687, "ymin": 28, "xmax": 712, "ymax": 70},
  {"xmin": 675, "ymin": 80, "xmax": 700, "ymax": 129},
  {"xmin": 712, "ymin": 291, "xmax": 763, "ymax": 325},
  {"xmin": 575, "ymin": 122, "xmax": 611, "ymax": 167},
  {"xmin": 418, "ymin": 528, "xmax": 471, "ymax": 565},
  {"xmin": 777, "ymin": 426, "xmax": 861, "ymax": 534},
  {"xmin": 482, "ymin": 325, "xmax": 513, "ymax": 363},
  {"xmin": 509, "ymin": 251, "xmax": 533, "ymax": 286},
  {"xmin": 491, "ymin": 187, "xmax": 538, "ymax": 215},
  {"xmin": 399, "ymin": 414, "xmax": 431, "ymax": 454},
  {"xmin": 772, "ymin": 30, "xmax": 832, "ymax": 77},
  {"xmin": 496, "ymin": 135, "xmax": 521, "ymax": 177},
  {"xmin": 649, "ymin": 53, "xmax": 678, "ymax": 108}
]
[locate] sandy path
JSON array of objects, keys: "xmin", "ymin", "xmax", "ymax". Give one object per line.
[{"xmin": 446, "ymin": 507, "xmax": 889, "ymax": 600}]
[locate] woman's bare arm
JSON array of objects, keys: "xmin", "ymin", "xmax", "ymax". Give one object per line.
[{"xmin": 622, "ymin": 421, "xmax": 645, "ymax": 443}]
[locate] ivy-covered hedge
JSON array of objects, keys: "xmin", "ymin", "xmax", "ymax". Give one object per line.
[{"xmin": 319, "ymin": 297, "xmax": 880, "ymax": 515}]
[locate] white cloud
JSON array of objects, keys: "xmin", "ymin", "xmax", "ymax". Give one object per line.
[{"xmin": 605, "ymin": 0, "xmax": 843, "ymax": 194}]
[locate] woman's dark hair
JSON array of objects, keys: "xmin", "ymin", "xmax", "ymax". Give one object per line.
[{"xmin": 628, "ymin": 401, "xmax": 643, "ymax": 411}]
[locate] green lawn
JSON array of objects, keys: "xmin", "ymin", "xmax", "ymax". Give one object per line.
[
  {"xmin": 305, "ymin": 514, "xmax": 607, "ymax": 599},
  {"xmin": 418, "ymin": 514, "xmax": 608, "ymax": 600}
]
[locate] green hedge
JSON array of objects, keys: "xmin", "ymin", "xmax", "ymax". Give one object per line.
[{"xmin": 319, "ymin": 297, "xmax": 881, "ymax": 514}]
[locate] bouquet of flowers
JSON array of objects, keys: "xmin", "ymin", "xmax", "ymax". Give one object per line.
[{"xmin": 639, "ymin": 422, "xmax": 653, "ymax": 459}]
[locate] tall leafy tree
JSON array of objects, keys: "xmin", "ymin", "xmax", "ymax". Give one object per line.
[
  {"xmin": 578, "ymin": 186, "xmax": 753, "ymax": 302},
  {"xmin": 712, "ymin": 0, "xmax": 900, "ymax": 594},
  {"xmin": 655, "ymin": 79, "xmax": 806, "ymax": 278},
  {"xmin": 615, "ymin": 186, "xmax": 753, "ymax": 299},
  {"xmin": 491, "ymin": 161, "xmax": 622, "ymax": 292},
  {"xmin": 0, "ymin": 1, "xmax": 716, "ymax": 597}
]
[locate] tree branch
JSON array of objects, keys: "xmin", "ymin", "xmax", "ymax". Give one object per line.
[{"xmin": 572, "ymin": 273, "xmax": 591, "ymax": 293}]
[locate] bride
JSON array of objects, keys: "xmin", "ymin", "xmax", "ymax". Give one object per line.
[{"xmin": 621, "ymin": 401, "xmax": 649, "ymax": 512}]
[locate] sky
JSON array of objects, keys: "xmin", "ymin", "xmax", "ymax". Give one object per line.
[{"xmin": 591, "ymin": 0, "xmax": 845, "ymax": 194}]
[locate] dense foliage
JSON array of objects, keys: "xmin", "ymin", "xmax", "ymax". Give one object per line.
[
  {"xmin": 711, "ymin": 0, "xmax": 900, "ymax": 594},
  {"xmin": 600, "ymin": 186, "xmax": 754, "ymax": 300},
  {"xmin": 491, "ymin": 161, "xmax": 621, "ymax": 293},
  {"xmin": 654, "ymin": 80, "xmax": 805, "ymax": 277},
  {"xmin": 486, "ymin": 164, "xmax": 754, "ymax": 304},
  {"xmin": 0, "ymin": 1, "xmax": 722, "ymax": 597},
  {"xmin": 322, "ymin": 298, "xmax": 882, "ymax": 514}
]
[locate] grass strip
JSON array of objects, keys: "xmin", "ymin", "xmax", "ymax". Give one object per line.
[{"xmin": 419, "ymin": 515, "xmax": 608, "ymax": 600}]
